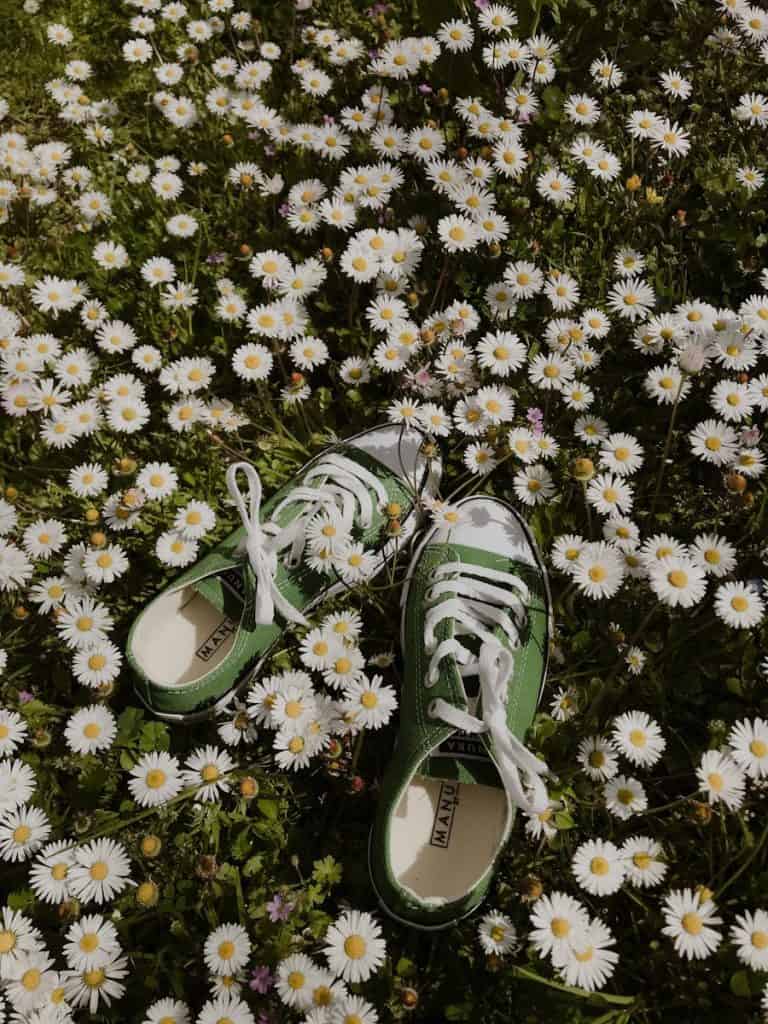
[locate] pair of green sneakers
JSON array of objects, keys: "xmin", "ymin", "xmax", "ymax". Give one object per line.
[{"xmin": 126, "ymin": 425, "xmax": 552, "ymax": 929}]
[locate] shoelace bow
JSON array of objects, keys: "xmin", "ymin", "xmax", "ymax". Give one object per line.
[
  {"xmin": 225, "ymin": 455, "xmax": 389, "ymax": 627},
  {"xmin": 422, "ymin": 560, "xmax": 550, "ymax": 816}
]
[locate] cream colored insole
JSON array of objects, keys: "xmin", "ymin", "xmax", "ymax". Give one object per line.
[
  {"xmin": 131, "ymin": 587, "xmax": 237, "ymax": 687},
  {"xmin": 390, "ymin": 774, "xmax": 507, "ymax": 902}
]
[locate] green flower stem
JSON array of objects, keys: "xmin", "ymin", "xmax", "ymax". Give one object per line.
[
  {"xmin": 651, "ymin": 374, "xmax": 686, "ymax": 516},
  {"xmin": 349, "ymin": 730, "xmax": 365, "ymax": 777},
  {"xmin": 511, "ymin": 965, "xmax": 636, "ymax": 1007},
  {"xmin": 75, "ymin": 777, "xmax": 236, "ymax": 846},
  {"xmin": 715, "ymin": 819, "xmax": 768, "ymax": 899}
]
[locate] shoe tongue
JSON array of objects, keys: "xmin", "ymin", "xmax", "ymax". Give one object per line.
[{"xmin": 190, "ymin": 563, "xmax": 251, "ymax": 617}]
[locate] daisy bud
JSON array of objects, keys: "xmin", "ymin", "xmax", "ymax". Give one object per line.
[
  {"xmin": 406, "ymin": 291, "xmax": 419, "ymax": 307},
  {"xmin": 196, "ymin": 854, "xmax": 218, "ymax": 880},
  {"xmin": 690, "ymin": 800, "xmax": 712, "ymax": 825},
  {"xmin": 240, "ymin": 776, "xmax": 259, "ymax": 799},
  {"xmin": 740, "ymin": 492, "xmax": 755, "ymax": 508},
  {"xmin": 140, "ymin": 834, "xmax": 162, "ymax": 859},
  {"xmin": 90, "ymin": 531, "xmax": 107, "ymax": 548},
  {"xmin": 57, "ymin": 899, "xmax": 81, "ymax": 922},
  {"xmin": 137, "ymin": 880, "xmax": 159, "ymax": 907},
  {"xmin": 85, "ymin": 508, "xmax": 99, "ymax": 524},
  {"xmin": 726, "ymin": 472, "xmax": 747, "ymax": 494},
  {"xmin": 678, "ymin": 343, "xmax": 707, "ymax": 375},
  {"xmin": 32, "ymin": 727, "xmax": 51, "ymax": 748},
  {"xmin": 326, "ymin": 739, "xmax": 343, "ymax": 760},
  {"xmin": 456, "ymin": 146, "xmax": 469, "ymax": 160},
  {"xmin": 4, "ymin": 485, "xmax": 17, "ymax": 500},
  {"xmin": 420, "ymin": 328, "xmax": 436, "ymax": 346},
  {"xmin": 321, "ymin": 247, "xmax": 334, "ymax": 263},
  {"xmin": 626, "ymin": 174, "xmax": 642, "ymax": 191},
  {"xmin": 489, "ymin": 242, "xmax": 502, "ymax": 258},
  {"xmin": 571, "ymin": 457, "xmax": 595, "ymax": 481},
  {"xmin": 12, "ymin": 605, "xmax": 28, "ymax": 620},
  {"xmin": 115, "ymin": 456, "xmax": 137, "ymax": 476},
  {"xmin": 696, "ymin": 885, "xmax": 714, "ymax": 903},
  {"xmin": 737, "ymin": 372, "xmax": 750, "ymax": 385},
  {"xmin": 675, "ymin": 209, "xmax": 687, "ymax": 225},
  {"xmin": 519, "ymin": 875, "xmax": 544, "ymax": 902},
  {"xmin": 222, "ymin": 133, "xmax": 234, "ymax": 146},
  {"xmin": 400, "ymin": 988, "xmax": 419, "ymax": 1010},
  {"xmin": 239, "ymin": 244, "xmax": 251, "ymax": 256}
]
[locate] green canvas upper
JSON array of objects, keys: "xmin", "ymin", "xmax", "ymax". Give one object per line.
[
  {"xmin": 128, "ymin": 441, "xmax": 422, "ymax": 719},
  {"xmin": 370, "ymin": 515, "xmax": 550, "ymax": 930}
]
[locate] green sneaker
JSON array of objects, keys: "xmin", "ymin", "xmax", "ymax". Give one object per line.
[
  {"xmin": 369, "ymin": 495, "xmax": 552, "ymax": 930},
  {"xmin": 127, "ymin": 425, "xmax": 440, "ymax": 722}
]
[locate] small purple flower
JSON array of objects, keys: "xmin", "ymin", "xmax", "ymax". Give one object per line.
[
  {"xmin": 474, "ymin": 0, "xmax": 490, "ymax": 8},
  {"xmin": 264, "ymin": 146, "xmax": 275, "ymax": 157},
  {"xmin": 266, "ymin": 893, "xmax": 294, "ymax": 922},
  {"xmin": 249, "ymin": 966, "xmax": 274, "ymax": 994},
  {"xmin": 206, "ymin": 252, "xmax": 226, "ymax": 265},
  {"xmin": 278, "ymin": 203, "xmax": 291, "ymax": 217},
  {"xmin": 323, "ymin": 114, "xmax": 336, "ymax": 125},
  {"xmin": 418, "ymin": 83, "xmax": 433, "ymax": 95},
  {"xmin": 526, "ymin": 407, "xmax": 545, "ymax": 438},
  {"xmin": 18, "ymin": 691, "xmax": 34, "ymax": 704},
  {"xmin": 740, "ymin": 426, "xmax": 762, "ymax": 447}
]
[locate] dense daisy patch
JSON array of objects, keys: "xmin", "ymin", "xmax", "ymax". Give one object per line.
[{"xmin": 1, "ymin": 0, "xmax": 768, "ymax": 1020}]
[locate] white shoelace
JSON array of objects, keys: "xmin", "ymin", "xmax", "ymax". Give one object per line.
[
  {"xmin": 226, "ymin": 455, "xmax": 389, "ymax": 627},
  {"xmin": 422, "ymin": 561, "xmax": 549, "ymax": 816}
]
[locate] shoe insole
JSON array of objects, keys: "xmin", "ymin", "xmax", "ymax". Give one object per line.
[
  {"xmin": 389, "ymin": 774, "xmax": 507, "ymax": 903},
  {"xmin": 131, "ymin": 585, "xmax": 238, "ymax": 687}
]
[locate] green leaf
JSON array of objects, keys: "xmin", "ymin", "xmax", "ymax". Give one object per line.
[
  {"xmin": 139, "ymin": 721, "xmax": 171, "ymax": 752},
  {"xmin": 312, "ymin": 855, "xmax": 342, "ymax": 886},
  {"xmin": 730, "ymin": 970, "xmax": 751, "ymax": 998},
  {"xmin": 116, "ymin": 707, "xmax": 144, "ymax": 745},
  {"xmin": 396, "ymin": 957, "xmax": 416, "ymax": 978},
  {"xmin": 257, "ymin": 798, "xmax": 278, "ymax": 820}
]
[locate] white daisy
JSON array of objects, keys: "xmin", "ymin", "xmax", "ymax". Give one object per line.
[
  {"xmin": 661, "ymin": 888, "xmax": 722, "ymax": 960},
  {"xmin": 323, "ymin": 910, "xmax": 386, "ymax": 984}
]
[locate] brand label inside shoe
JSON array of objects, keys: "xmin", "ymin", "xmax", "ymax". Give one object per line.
[
  {"xmin": 430, "ymin": 781, "xmax": 460, "ymax": 848},
  {"xmin": 431, "ymin": 696, "xmax": 491, "ymax": 762},
  {"xmin": 195, "ymin": 618, "xmax": 238, "ymax": 662},
  {"xmin": 219, "ymin": 567, "xmax": 245, "ymax": 603}
]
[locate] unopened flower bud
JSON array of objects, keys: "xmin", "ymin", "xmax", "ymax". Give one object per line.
[
  {"xmin": 678, "ymin": 343, "xmax": 707, "ymax": 375},
  {"xmin": 571, "ymin": 457, "xmax": 595, "ymax": 482}
]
